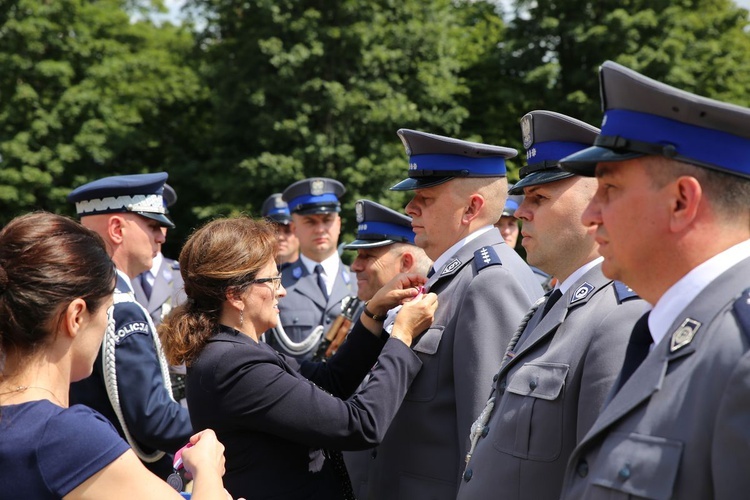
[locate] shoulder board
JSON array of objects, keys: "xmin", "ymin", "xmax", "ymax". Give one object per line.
[
  {"xmin": 170, "ymin": 261, "xmax": 180, "ymax": 270},
  {"xmin": 613, "ymin": 281, "xmax": 639, "ymax": 303},
  {"xmin": 474, "ymin": 246, "xmax": 502, "ymax": 272},
  {"xmin": 732, "ymin": 287, "xmax": 750, "ymax": 345}
]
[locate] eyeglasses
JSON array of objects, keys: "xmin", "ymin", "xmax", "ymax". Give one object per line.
[{"xmin": 250, "ymin": 274, "xmax": 283, "ymax": 291}]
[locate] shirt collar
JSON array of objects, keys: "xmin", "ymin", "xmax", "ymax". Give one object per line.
[
  {"xmin": 148, "ymin": 252, "xmax": 164, "ymax": 276},
  {"xmin": 557, "ymin": 257, "xmax": 604, "ymax": 295},
  {"xmin": 432, "ymin": 225, "xmax": 494, "ymax": 274},
  {"xmin": 649, "ymin": 238, "xmax": 750, "ymax": 346},
  {"xmin": 116, "ymin": 268, "xmax": 133, "ymax": 292},
  {"xmin": 299, "ymin": 252, "xmax": 340, "ymax": 278}
]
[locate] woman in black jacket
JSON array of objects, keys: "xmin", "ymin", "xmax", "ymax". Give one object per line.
[{"xmin": 160, "ymin": 216, "xmax": 436, "ymax": 500}]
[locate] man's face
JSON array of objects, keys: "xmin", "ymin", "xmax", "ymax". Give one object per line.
[
  {"xmin": 582, "ymin": 158, "xmax": 668, "ymax": 288},
  {"xmin": 276, "ymin": 223, "xmax": 299, "ymax": 263},
  {"xmin": 350, "ymin": 245, "xmax": 405, "ymax": 301},
  {"xmin": 121, "ymin": 214, "xmax": 166, "ymax": 277},
  {"xmin": 515, "ymin": 176, "xmax": 597, "ymax": 278},
  {"xmin": 405, "ymin": 181, "xmax": 467, "ymax": 260},
  {"xmin": 291, "ymin": 212, "xmax": 341, "ymax": 261},
  {"xmin": 496, "ymin": 216, "xmax": 519, "ymax": 248}
]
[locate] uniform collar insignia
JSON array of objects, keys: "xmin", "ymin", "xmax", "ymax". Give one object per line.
[
  {"xmin": 292, "ymin": 266, "xmax": 303, "ymax": 279},
  {"xmin": 441, "ymin": 258, "xmax": 462, "ymax": 276},
  {"xmin": 670, "ymin": 318, "xmax": 701, "ymax": 352},
  {"xmin": 569, "ymin": 281, "xmax": 595, "ymax": 305},
  {"xmin": 342, "ymin": 267, "xmax": 350, "ymax": 284}
]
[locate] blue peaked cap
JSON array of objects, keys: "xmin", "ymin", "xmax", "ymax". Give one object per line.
[
  {"xmin": 509, "ymin": 110, "xmax": 599, "ymax": 195},
  {"xmin": 282, "ymin": 177, "xmax": 345, "ymax": 215},
  {"xmin": 391, "ymin": 129, "xmax": 517, "ymax": 191},
  {"xmin": 344, "ymin": 199, "xmax": 416, "ymax": 249},
  {"xmin": 261, "ymin": 193, "xmax": 292, "ymax": 224},
  {"xmin": 67, "ymin": 172, "xmax": 174, "ymax": 228},
  {"xmin": 560, "ymin": 61, "xmax": 750, "ymax": 179}
]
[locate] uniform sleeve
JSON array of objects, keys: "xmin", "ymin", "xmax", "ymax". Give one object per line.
[
  {"xmin": 711, "ymin": 336, "xmax": 750, "ymax": 498},
  {"xmin": 577, "ymin": 297, "xmax": 644, "ymax": 439},
  {"xmin": 39, "ymin": 405, "xmax": 130, "ymax": 497},
  {"xmin": 112, "ymin": 302, "xmax": 193, "ymax": 452},
  {"xmin": 210, "ymin": 337, "xmax": 421, "ymax": 450},
  {"xmin": 453, "ymin": 266, "xmax": 535, "ymax": 463},
  {"xmin": 298, "ymin": 320, "xmax": 387, "ymax": 399}
]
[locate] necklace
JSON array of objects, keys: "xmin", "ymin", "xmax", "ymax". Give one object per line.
[{"xmin": 0, "ymin": 385, "xmax": 66, "ymax": 407}]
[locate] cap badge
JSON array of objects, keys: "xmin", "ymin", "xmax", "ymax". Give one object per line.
[
  {"xmin": 310, "ymin": 179, "xmax": 325, "ymax": 196},
  {"xmin": 274, "ymin": 197, "xmax": 285, "ymax": 208},
  {"xmin": 670, "ymin": 318, "xmax": 701, "ymax": 352},
  {"xmin": 570, "ymin": 282, "xmax": 595, "ymax": 305},
  {"xmin": 355, "ymin": 201, "xmax": 365, "ymax": 223},
  {"xmin": 521, "ymin": 114, "xmax": 534, "ymax": 150}
]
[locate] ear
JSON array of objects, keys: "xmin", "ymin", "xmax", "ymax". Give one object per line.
[
  {"xmin": 462, "ymin": 194, "xmax": 485, "ymax": 225},
  {"xmin": 399, "ymin": 251, "xmax": 415, "ymax": 273},
  {"xmin": 108, "ymin": 215, "xmax": 126, "ymax": 245},
  {"xmin": 669, "ymin": 176, "xmax": 701, "ymax": 233},
  {"xmin": 63, "ymin": 298, "xmax": 88, "ymax": 339},
  {"xmin": 225, "ymin": 288, "xmax": 245, "ymax": 312}
]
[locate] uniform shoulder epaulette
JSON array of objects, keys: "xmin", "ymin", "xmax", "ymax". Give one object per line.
[
  {"xmin": 613, "ymin": 281, "xmax": 639, "ymax": 303},
  {"xmin": 474, "ymin": 246, "xmax": 502, "ymax": 272},
  {"xmin": 732, "ymin": 287, "xmax": 750, "ymax": 345},
  {"xmin": 170, "ymin": 260, "xmax": 180, "ymax": 270}
]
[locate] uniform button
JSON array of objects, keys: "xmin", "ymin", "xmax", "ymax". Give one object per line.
[
  {"xmin": 481, "ymin": 426, "xmax": 489, "ymax": 438},
  {"xmin": 498, "ymin": 381, "xmax": 506, "ymax": 394},
  {"xmin": 325, "ymin": 318, "xmax": 331, "ymax": 324},
  {"xmin": 529, "ymin": 379, "xmax": 538, "ymax": 390},
  {"xmin": 293, "ymin": 317, "xmax": 299, "ymax": 324},
  {"xmin": 493, "ymin": 374, "xmax": 499, "ymax": 382},
  {"xmin": 371, "ymin": 449, "xmax": 377, "ymax": 459},
  {"xmin": 463, "ymin": 468, "xmax": 473, "ymax": 482},
  {"xmin": 618, "ymin": 463, "xmax": 631, "ymax": 480},
  {"xmin": 576, "ymin": 460, "xmax": 588, "ymax": 478}
]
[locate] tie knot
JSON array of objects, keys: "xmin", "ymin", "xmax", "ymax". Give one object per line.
[
  {"xmin": 632, "ymin": 312, "xmax": 653, "ymax": 345},
  {"xmin": 541, "ymin": 288, "xmax": 563, "ymax": 317},
  {"xmin": 314, "ymin": 264, "xmax": 324, "ymax": 275}
]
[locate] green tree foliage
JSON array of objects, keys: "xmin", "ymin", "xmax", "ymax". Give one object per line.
[
  {"xmin": 0, "ymin": 0, "xmax": 206, "ymax": 237},
  {"xmin": 461, "ymin": 0, "xmax": 750, "ymax": 176},
  {"xmin": 184, "ymin": 0, "xmax": 493, "ymax": 235}
]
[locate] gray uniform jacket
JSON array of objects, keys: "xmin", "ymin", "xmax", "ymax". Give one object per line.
[
  {"xmin": 132, "ymin": 256, "xmax": 186, "ymax": 326},
  {"xmin": 268, "ymin": 258, "xmax": 357, "ymax": 360},
  {"xmin": 365, "ymin": 228, "xmax": 544, "ymax": 500},
  {"xmin": 456, "ymin": 263, "xmax": 644, "ymax": 500},
  {"xmin": 561, "ymin": 256, "xmax": 750, "ymax": 500}
]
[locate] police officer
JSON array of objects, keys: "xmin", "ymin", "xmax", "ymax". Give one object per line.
[
  {"xmin": 456, "ymin": 110, "xmax": 646, "ymax": 500},
  {"xmin": 558, "ymin": 61, "xmax": 750, "ymax": 499},
  {"xmin": 261, "ymin": 192, "xmax": 299, "ymax": 270},
  {"xmin": 495, "ymin": 188, "xmax": 523, "ymax": 248},
  {"xmin": 341, "ymin": 199, "xmax": 432, "ymax": 498},
  {"xmin": 68, "ymin": 173, "xmax": 193, "ymax": 479},
  {"xmin": 265, "ymin": 177, "xmax": 357, "ymax": 360},
  {"xmin": 132, "ymin": 184, "xmax": 186, "ymax": 327},
  {"xmin": 364, "ymin": 130, "xmax": 544, "ymax": 500}
]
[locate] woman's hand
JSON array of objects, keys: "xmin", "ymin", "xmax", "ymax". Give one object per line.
[
  {"xmin": 390, "ymin": 292, "xmax": 438, "ymax": 347},
  {"xmin": 181, "ymin": 429, "xmax": 226, "ymax": 481},
  {"xmin": 366, "ymin": 273, "xmax": 428, "ymax": 317}
]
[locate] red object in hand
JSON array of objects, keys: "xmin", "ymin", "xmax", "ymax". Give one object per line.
[{"xmin": 173, "ymin": 442, "xmax": 194, "ymax": 471}]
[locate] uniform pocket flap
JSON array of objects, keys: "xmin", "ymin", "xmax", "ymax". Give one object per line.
[
  {"xmin": 591, "ymin": 432, "xmax": 683, "ymax": 500},
  {"xmin": 411, "ymin": 326, "xmax": 444, "ymax": 355},
  {"xmin": 506, "ymin": 362, "xmax": 569, "ymax": 400}
]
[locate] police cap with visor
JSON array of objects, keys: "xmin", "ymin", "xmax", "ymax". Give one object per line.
[
  {"xmin": 261, "ymin": 193, "xmax": 292, "ymax": 225},
  {"xmin": 344, "ymin": 200, "xmax": 416, "ymax": 249},
  {"xmin": 560, "ymin": 60, "xmax": 750, "ymax": 179},
  {"xmin": 67, "ymin": 172, "xmax": 175, "ymax": 228},
  {"xmin": 391, "ymin": 129, "xmax": 517, "ymax": 191},
  {"xmin": 282, "ymin": 177, "xmax": 345, "ymax": 215},
  {"xmin": 509, "ymin": 111, "xmax": 600, "ymax": 196}
]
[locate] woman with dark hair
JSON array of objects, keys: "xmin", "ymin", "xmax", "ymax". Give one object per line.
[
  {"xmin": 160, "ymin": 216, "xmax": 437, "ymax": 500},
  {"xmin": 0, "ymin": 212, "xmax": 228, "ymax": 500}
]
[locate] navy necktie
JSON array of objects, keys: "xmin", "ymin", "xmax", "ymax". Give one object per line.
[
  {"xmin": 614, "ymin": 312, "xmax": 652, "ymax": 393},
  {"xmin": 540, "ymin": 288, "xmax": 563, "ymax": 319},
  {"xmin": 427, "ymin": 267, "xmax": 435, "ymax": 278},
  {"xmin": 314, "ymin": 264, "xmax": 329, "ymax": 301},
  {"xmin": 140, "ymin": 272, "xmax": 153, "ymax": 300}
]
